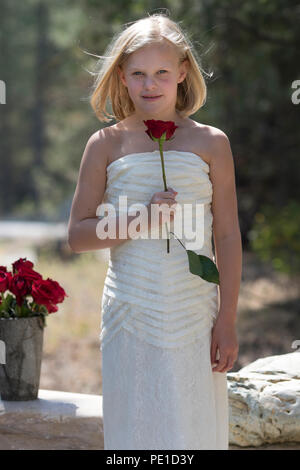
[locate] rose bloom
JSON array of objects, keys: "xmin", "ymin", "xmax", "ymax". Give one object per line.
[
  {"xmin": 12, "ymin": 257, "xmax": 42, "ymax": 284},
  {"xmin": 9, "ymin": 274, "xmax": 31, "ymax": 306},
  {"xmin": 31, "ymin": 278, "xmax": 67, "ymax": 313},
  {"xmin": 143, "ymin": 119, "xmax": 178, "ymax": 140},
  {"xmin": 0, "ymin": 270, "xmax": 12, "ymax": 293},
  {"xmin": 17, "ymin": 265, "xmax": 42, "ymax": 284},
  {"xmin": 12, "ymin": 257, "xmax": 34, "ymax": 273}
]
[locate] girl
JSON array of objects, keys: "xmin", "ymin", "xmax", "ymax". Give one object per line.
[{"xmin": 68, "ymin": 13, "xmax": 242, "ymax": 450}]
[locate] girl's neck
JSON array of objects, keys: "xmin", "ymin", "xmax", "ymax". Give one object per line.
[{"xmin": 119, "ymin": 113, "xmax": 190, "ymax": 132}]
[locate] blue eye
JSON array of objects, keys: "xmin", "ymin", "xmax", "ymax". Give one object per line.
[{"xmin": 132, "ymin": 70, "xmax": 167, "ymax": 76}]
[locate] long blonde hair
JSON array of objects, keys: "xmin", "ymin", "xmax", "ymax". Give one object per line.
[{"xmin": 88, "ymin": 13, "xmax": 210, "ymax": 122}]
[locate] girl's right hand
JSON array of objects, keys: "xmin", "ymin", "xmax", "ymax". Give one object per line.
[{"xmin": 147, "ymin": 187, "xmax": 178, "ymax": 227}]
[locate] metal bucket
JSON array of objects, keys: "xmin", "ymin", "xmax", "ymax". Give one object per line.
[{"xmin": 0, "ymin": 316, "xmax": 44, "ymax": 400}]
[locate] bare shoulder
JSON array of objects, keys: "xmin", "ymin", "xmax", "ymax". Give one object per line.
[
  {"xmin": 182, "ymin": 120, "xmax": 231, "ymax": 168},
  {"xmin": 198, "ymin": 125, "xmax": 236, "ymax": 189},
  {"xmin": 205, "ymin": 127, "xmax": 234, "ymax": 183},
  {"xmin": 191, "ymin": 122, "xmax": 232, "ymax": 164},
  {"xmin": 68, "ymin": 126, "xmax": 115, "ymax": 231},
  {"xmin": 196, "ymin": 126, "xmax": 240, "ymax": 242},
  {"xmin": 82, "ymin": 126, "xmax": 112, "ymax": 170},
  {"xmin": 205, "ymin": 125, "xmax": 231, "ymax": 158}
]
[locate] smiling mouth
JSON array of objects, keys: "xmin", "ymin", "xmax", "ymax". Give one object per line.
[{"xmin": 142, "ymin": 95, "xmax": 162, "ymax": 100}]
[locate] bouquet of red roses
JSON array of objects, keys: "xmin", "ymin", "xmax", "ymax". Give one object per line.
[{"xmin": 0, "ymin": 257, "xmax": 67, "ymax": 325}]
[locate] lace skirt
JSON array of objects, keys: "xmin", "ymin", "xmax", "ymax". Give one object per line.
[{"xmin": 101, "ymin": 323, "xmax": 229, "ymax": 450}]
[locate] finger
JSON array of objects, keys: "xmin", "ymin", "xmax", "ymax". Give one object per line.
[
  {"xmin": 212, "ymin": 362, "xmax": 227, "ymax": 372},
  {"xmin": 160, "ymin": 200, "xmax": 177, "ymax": 207},
  {"xmin": 167, "ymin": 187, "xmax": 178, "ymax": 194},
  {"xmin": 217, "ymin": 356, "xmax": 230, "ymax": 373},
  {"xmin": 215, "ymin": 354, "xmax": 233, "ymax": 373},
  {"xmin": 154, "ymin": 200, "xmax": 175, "ymax": 208},
  {"xmin": 162, "ymin": 192, "xmax": 176, "ymax": 200},
  {"xmin": 210, "ymin": 340, "xmax": 218, "ymax": 366},
  {"xmin": 166, "ymin": 197, "xmax": 177, "ymax": 203},
  {"xmin": 225, "ymin": 362, "xmax": 235, "ymax": 372},
  {"xmin": 212, "ymin": 353, "xmax": 227, "ymax": 372},
  {"xmin": 222, "ymin": 355, "xmax": 236, "ymax": 372},
  {"xmin": 165, "ymin": 191, "xmax": 177, "ymax": 198}
]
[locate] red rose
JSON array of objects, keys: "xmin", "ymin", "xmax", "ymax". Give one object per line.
[
  {"xmin": 12, "ymin": 257, "xmax": 42, "ymax": 286},
  {"xmin": 31, "ymin": 278, "xmax": 67, "ymax": 314},
  {"xmin": 9, "ymin": 274, "xmax": 31, "ymax": 306},
  {"xmin": 12, "ymin": 257, "xmax": 34, "ymax": 274},
  {"xmin": 18, "ymin": 265, "xmax": 42, "ymax": 284},
  {"xmin": 0, "ymin": 270, "xmax": 12, "ymax": 293},
  {"xmin": 0, "ymin": 266, "xmax": 7, "ymax": 273},
  {"xmin": 143, "ymin": 119, "xmax": 178, "ymax": 141}
]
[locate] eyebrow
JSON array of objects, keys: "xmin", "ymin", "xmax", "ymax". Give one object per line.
[{"xmin": 127, "ymin": 64, "xmax": 172, "ymax": 70}]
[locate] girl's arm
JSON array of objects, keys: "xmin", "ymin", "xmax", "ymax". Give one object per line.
[
  {"xmin": 67, "ymin": 130, "xmax": 146, "ymax": 253},
  {"xmin": 209, "ymin": 129, "xmax": 243, "ymax": 325},
  {"xmin": 67, "ymin": 130, "xmax": 173, "ymax": 253},
  {"xmin": 207, "ymin": 128, "xmax": 242, "ymax": 373}
]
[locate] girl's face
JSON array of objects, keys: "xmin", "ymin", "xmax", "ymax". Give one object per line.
[{"xmin": 117, "ymin": 42, "xmax": 188, "ymax": 123}]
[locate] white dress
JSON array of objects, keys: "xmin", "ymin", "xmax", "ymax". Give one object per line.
[{"xmin": 99, "ymin": 150, "xmax": 229, "ymax": 450}]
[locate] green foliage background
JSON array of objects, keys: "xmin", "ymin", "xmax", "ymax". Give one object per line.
[{"xmin": 0, "ymin": 0, "xmax": 299, "ymax": 274}]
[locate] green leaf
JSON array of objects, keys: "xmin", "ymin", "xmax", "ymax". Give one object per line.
[
  {"xmin": 187, "ymin": 250, "xmax": 220, "ymax": 285},
  {"xmin": 0, "ymin": 293, "xmax": 15, "ymax": 314}
]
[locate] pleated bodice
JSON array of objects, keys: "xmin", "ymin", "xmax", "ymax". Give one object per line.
[{"xmin": 99, "ymin": 150, "xmax": 219, "ymax": 350}]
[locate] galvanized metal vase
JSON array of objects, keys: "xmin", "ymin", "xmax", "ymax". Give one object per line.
[{"xmin": 0, "ymin": 316, "xmax": 44, "ymax": 401}]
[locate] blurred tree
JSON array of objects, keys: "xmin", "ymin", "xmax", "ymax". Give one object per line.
[
  {"xmin": 249, "ymin": 199, "xmax": 300, "ymax": 292},
  {"xmin": 0, "ymin": 0, "xmax": 299, "ymax": 266}
]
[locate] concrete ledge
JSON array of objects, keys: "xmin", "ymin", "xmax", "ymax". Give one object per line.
[{"xmin": 0, "ymin": 389, "xmax": 103, "ymax": 450}]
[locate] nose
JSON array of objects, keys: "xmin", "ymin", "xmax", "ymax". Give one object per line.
[{"xmin": 143, "ymin": 75, "xmax": 157, "ymax": 90}]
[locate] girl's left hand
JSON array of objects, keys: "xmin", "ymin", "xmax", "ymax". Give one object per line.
[{"xmin": 210, "ymin": 315, "xmax": 239, "ymax": 373}]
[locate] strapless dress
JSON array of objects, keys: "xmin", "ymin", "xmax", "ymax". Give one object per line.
[{"xmin": 99, "ymin": 150, "xmax": 229, "ymax": 450}]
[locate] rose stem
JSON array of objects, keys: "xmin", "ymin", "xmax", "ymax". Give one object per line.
[{"xmin": 159, "ymin": 139, "xmax": 170, "ymax": 253}]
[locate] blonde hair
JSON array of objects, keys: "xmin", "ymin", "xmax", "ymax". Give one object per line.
[{"xmin": 87, "ymin": 13, "xmax": 210, "ymax": 123}]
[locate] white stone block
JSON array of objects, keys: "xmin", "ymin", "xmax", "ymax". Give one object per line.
[{"xmin": 228, "ymin": 352, "xmax": 300, "ymax": 447}]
